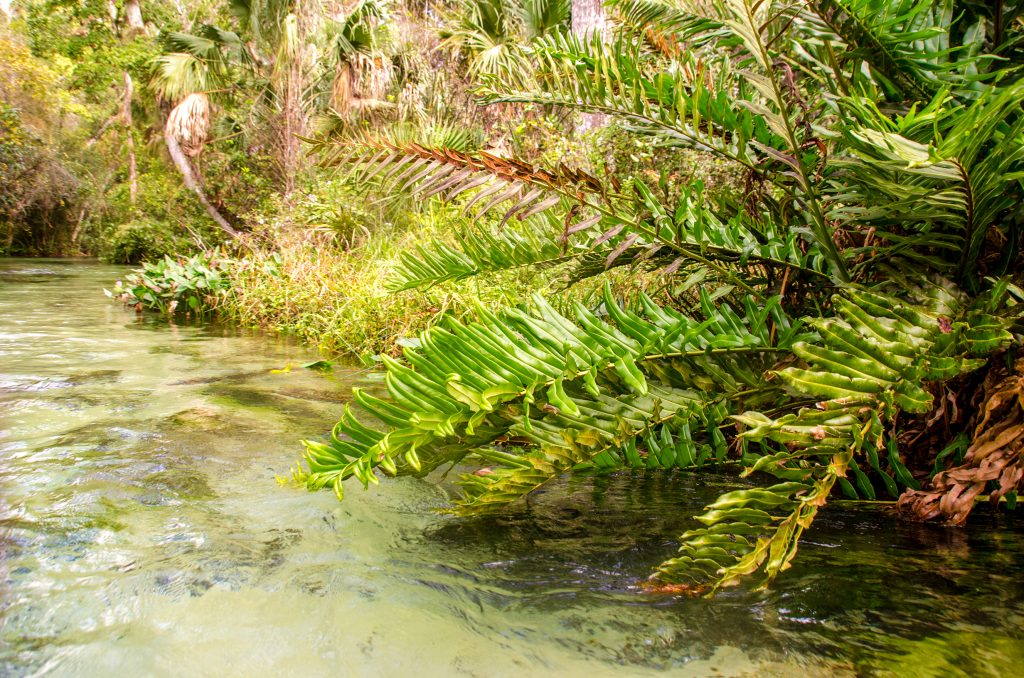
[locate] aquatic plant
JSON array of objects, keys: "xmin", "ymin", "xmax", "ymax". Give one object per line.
[
  {"xmin": 108, "ymin": 250, "xmax": 233, "ymax": 317},
  {"xmin": 296, "ymin": 0, "xmax": 1024, "ymax": 594}
]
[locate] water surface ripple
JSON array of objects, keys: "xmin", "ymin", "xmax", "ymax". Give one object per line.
[{"xmin": 1, "ymin": 259, "xmax": 1022, "ymax": 677}]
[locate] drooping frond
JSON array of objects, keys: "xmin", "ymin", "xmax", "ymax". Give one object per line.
[
  {"xmin": 385, "ymin": 213, "xmax": 571, "ymax": 291},
  {"xmin": 651, "ymin": 278, "xmax": 1019, "ymax": 593},
  {"xmin": 295, "ymin": 284, "xmax": 807, "ymax": 507},
  {"xmin": 653, "ymin": 476, "xmax": 840, "ymax": 594},
  {"xmin": 383, "ymin": 177, "xmax": 834, "ymax": 292},
  {"xmin": 456, "ymin": 383, "xmax": 718, "ymax": 514},
  {"xmin": 309, "ymin": 137, "xmax": 833, "ymax": 291},
  {"xmin": 308, "ymin": 135, "xmax": 605, "ymax": 225}
]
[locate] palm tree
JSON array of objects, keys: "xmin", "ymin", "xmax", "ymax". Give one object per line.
[
  {"xmin": 151, "ymin": 25, "xmax": 248, "ymax": 233},
  {"xmin": 570, "ymin": 0, "xmax": 605, "ymax": 130},
  {"xmin": 153, "ymin": 0, "xmax": 396, "ymax": 197},
  {"xmin": 441, "ymin": 0, "xmax": 570, "ymax": 85},
  {"xmin": 326, "ymin": 0, "xmax": 391, "ymax": 115}
]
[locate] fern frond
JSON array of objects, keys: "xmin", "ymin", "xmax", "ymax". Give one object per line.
[
  {"xmin": 477, "ymin": 10, "xmax": 849, "ymax": 280},
  {"xmin": 833, "ymin": 83, "xmax": 1024, "ymax": 286},
  {"xmin": 385, "ymin": 213, "xmax": 574, "ymax": 291},
  {"xmin": 308, "ymin": 134, "xmax": 607, "ymax": 226},
  {"xmin": 296, "ymin": 284, "xmax": 806, "ymax": 507},
  {"xmin": 809, "ymin": 0, "xmax": 957, "ymax": 99},
  {"xmin": 385, "ymin": 178, "xmax": 831, "ymax": 291},
  {"xmin": 652, "ymin": 472, "xmax": 843, "ymax": 594},
  {"xmin": 606, "ymin": 0, "xmax": 731, "ymax": 55},
  {"xmin": 455, "ymin": 383, "xmax": 715, "ymax": 514},
  {"xmin": 650, "ymin": 277, "xmax": 1016, "ymax": 593},
  {"xmin": 478, "ymin": 32, "xmax": 777, "ymax": 171}
]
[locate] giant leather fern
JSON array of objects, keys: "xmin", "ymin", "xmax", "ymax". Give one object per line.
[
  {"xmin": 295, "ymin": 0, "xmax": 1024, "ymax": 595},
  {"xmin": 653, "ymin": 279, "xmax": 1018, "ymax": 592},
  {"xmin": 295, "ymin": 284, "xmax": 803, "ymax": 506}
]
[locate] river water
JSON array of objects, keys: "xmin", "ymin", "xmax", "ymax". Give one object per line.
[{"xmin": 1, "ymin": 259, "xmax": 1022, "ymax": 677}]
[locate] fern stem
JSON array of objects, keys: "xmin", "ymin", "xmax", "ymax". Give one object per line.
[{"xmin": 743, "ymin": 0, "xmax": 849, "ymax": 283}]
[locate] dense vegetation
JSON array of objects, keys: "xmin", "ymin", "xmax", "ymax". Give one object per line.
[
  {"xmin": 4, "ymin": 0, "xmax": 1024, "ymax": 595},
  {"xmin": 295, "ymin": 0, "xmax": 1024, "ymax": 594}
]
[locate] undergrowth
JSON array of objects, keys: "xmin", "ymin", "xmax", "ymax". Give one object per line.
[{"xmin": 219, "ymin": 203, "xmax": 653, "ymax": 359}]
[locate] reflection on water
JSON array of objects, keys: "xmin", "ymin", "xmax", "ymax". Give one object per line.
[{"xmin": 1, "ymin": 259, "xmax": 1022, "ymax": 677}]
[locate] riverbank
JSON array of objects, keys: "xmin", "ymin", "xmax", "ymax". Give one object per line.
[{"xmin": 111, "ymin": 216, "xmax": 658, "ymax": 361}]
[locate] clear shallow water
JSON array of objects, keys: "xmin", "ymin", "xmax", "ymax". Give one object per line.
[{"xmin": 1, "ymin": 259, "xmax": 1023, "ymax": 677}]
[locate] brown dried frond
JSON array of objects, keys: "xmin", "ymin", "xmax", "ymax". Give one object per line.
[
  {"xmin": 898, "ymin": 357, "xmax": 1024, "ymax": 524},
  {"xmin": 165, "ymin": 93, "xmax": 210, "ymax": 157}
]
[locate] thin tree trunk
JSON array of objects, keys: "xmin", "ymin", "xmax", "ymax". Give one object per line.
[
  {"xmin": 164, "ymin": 128, "xmax": 239, "ymax": 236},
  {"xmin": 71, "ymin": 205, "xmax": 88, "ymax": 244},
  {"xmin": 572, "ymin": 0, "xmax": 608, "ymax": 132},
  {"xmin": 85, "ymin": 113, "xmax": 118, "ymax": 148},
  {"xmin": 122, "ymin": 71, "xmax": 138, "ymax": 207},
  {"xmin": 281, "ymin": 57, "xmax": 301, "ymax": 196}
]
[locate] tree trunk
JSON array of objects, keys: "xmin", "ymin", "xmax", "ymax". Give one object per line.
[
  {"xmin": 273, "ymin": 12, "xmax": 307, "ymax": 197},
  {"xmin": 572, "ymin": 0, "xmax": 608, "ymax": 133},
  {"xmin": 122, "ymin": 71, "xmax": 138, "ymax": 207},
  {"xmin": 163, "ymin": 128, "xmax": 239, "ymax": 236},
  {"xmin": 124, "ymin": 0, "xmax": 144, "ymax": 33},
  {"xmin": 280, "ymin": 56, "xmax": 302, "ymax": 196}
]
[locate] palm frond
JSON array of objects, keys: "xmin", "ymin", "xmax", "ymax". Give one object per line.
[{"xmin": 516, "ymin": 0, "xmax": 570, "ymax": 40}]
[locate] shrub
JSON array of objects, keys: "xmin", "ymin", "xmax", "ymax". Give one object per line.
[{"xmin": 99, "ymin": 219, "xmax": 183, "ymax": 264}]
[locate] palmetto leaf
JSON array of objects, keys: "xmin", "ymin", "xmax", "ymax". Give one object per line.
[{"xmin": 152, "ymin": 26, "xmax": 250, "ymax": 101}]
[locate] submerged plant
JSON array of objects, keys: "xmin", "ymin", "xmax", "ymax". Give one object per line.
[{"xmin": 296, "ymin": 0, "xmax": 1024, "ymax": 594}]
